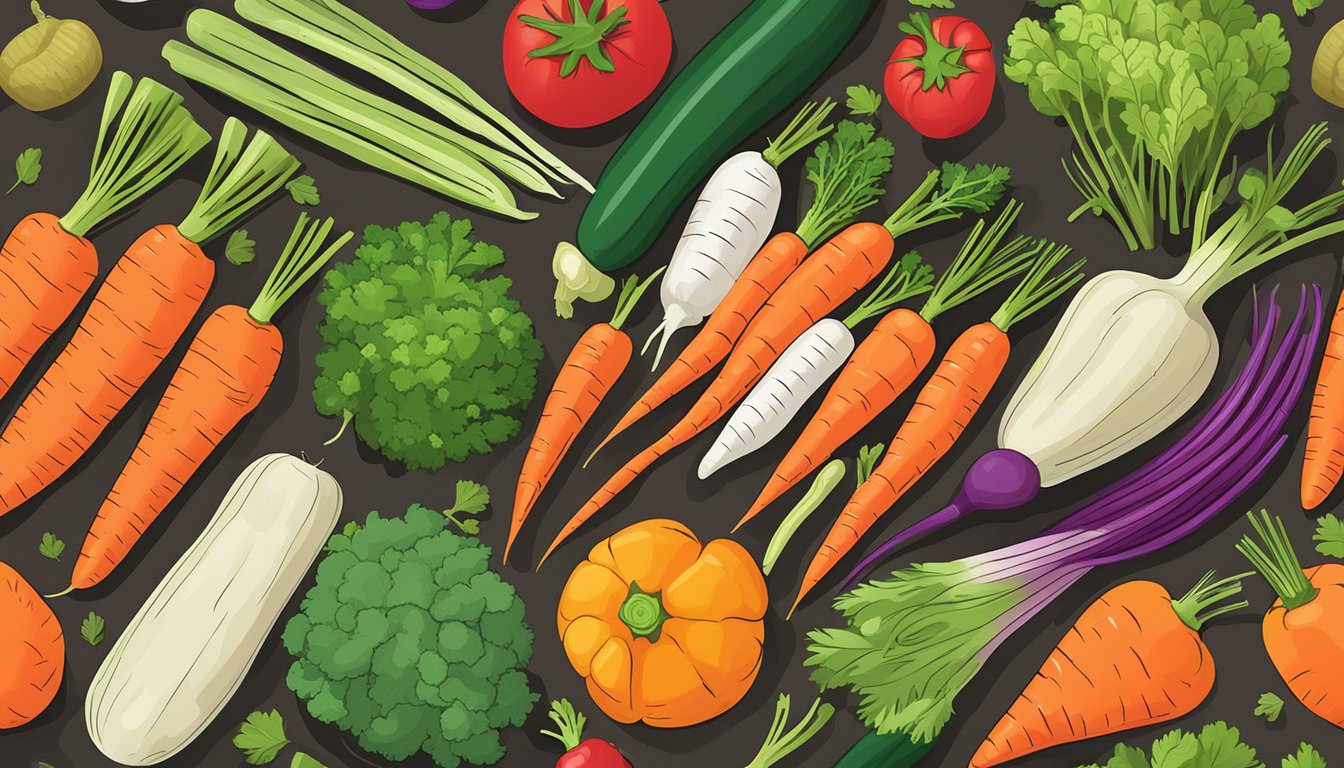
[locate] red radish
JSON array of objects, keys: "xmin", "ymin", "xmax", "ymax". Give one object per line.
[{"xmin": 542, "ymin": 699, "xmax": 632, "ymax": 768}]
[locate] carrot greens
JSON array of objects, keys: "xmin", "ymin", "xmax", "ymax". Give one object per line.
[{"xmin": 176, "ymin": 118, "xmax": 300, "ymax": 245}]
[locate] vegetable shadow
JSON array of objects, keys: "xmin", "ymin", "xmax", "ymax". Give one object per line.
[
  {"xmin": 409, "ymin": 0, "xmax": 491, "ymax": 23},
  {"xmin": 920, "ymin": 81, "xmax": 1007, "ymax": 163},
  {"xmin": 95, "ymin": 0, "xmax": 189, "ymax": 31}
]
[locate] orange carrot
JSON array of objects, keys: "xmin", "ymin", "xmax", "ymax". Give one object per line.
[
  {"xmin": 0, "ymin": 561, "xmax": 63, "ymax": 729},
  {"xmin": 1238, "ymin": 510, "xmax": 1344, "ymax": 729},
  {"xmin": 540, "ymin": 164, "xmax": 1011, "ymax": 565},
  {"xmin": 970, "ymin": 573, "xmax": 1248, "ymax": 768},
  {"xmin": 0, "ymin": 122, "xmax": 297, "ymax": 518},
  {"xmin": 737, "ymin": 202, "xmax": 1032, "ymax": 529},
  {"xmin": 0, "ymin": 74, "xmax": 208, "ymax": 402},
  {"xmin": 789, "ymin": 244, "xmax": 1082, "ymax": 612},
  {"xmin": 505, "ymin": 269, "xmax": 662, "ymax": 564},
  {"xmin": 1302, "ymin": 283, "xmax": 1344, "ymax": 509},
  {"xmin": 588, "ymin": 232, "xmax": 809, "ymax": 460},
  {"xmin": 61, "ymin": 214, "xmax": 349, "ymax": 594}
]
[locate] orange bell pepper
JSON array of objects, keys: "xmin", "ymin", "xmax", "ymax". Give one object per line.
[{"xmin": 556, "ymin": 518, "xmax": 768, "ymax": 728}]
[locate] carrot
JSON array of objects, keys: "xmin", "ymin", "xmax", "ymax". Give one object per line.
[
  {"xmin": 970, "ymin": 572, "xmax": 1249, "ymax": 768},
  {"xmin": 0, "ymin": 73, "xmax": 208, "ymax": 402},
  {"xmin": 790, "ymin": 243, "xmax": 1084, "ymax": 612},
  {"xmin": 0, "ymin": 121, "xmax": 298, "ymax": 519},
  {"xmin": 1237, "ymin": 509, "xmax": 1344, "ymax": 729},
  {"xmin": 1302, "ymin": 282, "xmax": 1344, "ymax": 509},
  {"xmin": 505, "ymin": 269, "xmax": 663, "ymax": 564},
  {"xmin": 59, "ymin": 214, "xmax": 350, "ymax": 594},
  {"xmin": 587, "ymin": 231, "xmax": 810, "ymax": 461},
  {"xmin": 0, "ymin": 561, "xmax": 63, "ymax": 729},
  {"xmin": 737, "ymin": 201, "xmax": 1034, "ymax": 529}
]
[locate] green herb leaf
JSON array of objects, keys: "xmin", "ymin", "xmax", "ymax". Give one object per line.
[
  {"xmin": 908, "ymin": 0, "xmax": 955, "ymax": 7},
  {"xmin": 797, "ymin": 120, "xmax": 896, "ymax": 245},
  {"xmin": 845, "ymin": 85, "xmax": 883, "ymax": 117},
  {"xmin": 38, "ymin": 532, "xmax": 65, "ymax": 561},
  {"xmin": 1256, "ymin": 691, "xmax": 1285, "ymax": 723},
  {"xmin": 81, "ymin": 612, "xmax": 105, "ymax": 647},
  {"xmin": 1293, "ymin": 0, "xmax": 1323, "ymax": 16},
  {"xmin": 1282, "ymin": 743, "xmax": 1326, "ymax": 768},
  {"xmin": 856, "ymin": 443, "xmax": 886, "ymax": 487},
  {"xmin": 234, "ymin": 710, "xmax": 291, "ymax": 765},
  {"xmin": 1072, "ymin": 722, "xmax": 1260, "ymax": 768},
  {"xmin": 1313, "ymin": 513, "xmax": 1344, "ymax": 558},
  {"xmin": 341, "ymin": 521, "xmax": 360, "ymax": 538},
  {"xmin": 290, "ymin": 753, "xmax": 328, "ymax": 768},
  {"xmin": 9, "ymin": 147, "xmax": 41, "ymax": 193},
  {"xmin": 286, "ymin": 175, "xmax": 320, "ymax": 206},
  {"xmin": 225, "ymin": 229, "xmax": 257, "ymax": 265},
  {"xmin": 445, "ymin": 479, "xmax": 489, "ymax": 535}
]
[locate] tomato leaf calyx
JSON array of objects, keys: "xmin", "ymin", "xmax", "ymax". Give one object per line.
[
  {"xmin": 522, "ymin": 0, "xmax": 631, "ymax": 78},
  {"xmin": 619, "ymin": 582, "xmax": 671, "ymax": 641},
  {"xmin": 895, "ymin": 12, "xmax": 971, "ymax": 92}
]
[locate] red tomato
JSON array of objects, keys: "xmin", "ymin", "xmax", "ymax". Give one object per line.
[
  {"xmin": 503, "ymin": 0, "xmax": 672, "ymax": 129},
  {"xmin": 884, "ymin": 13, "xmax": 995, "ymax": 139}
]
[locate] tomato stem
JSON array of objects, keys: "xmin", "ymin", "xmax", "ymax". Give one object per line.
[
  {"xmin": 894, "ymin": 12, "xmax": 971, "ymax": 92},
  {"xmin": 521, "ymin": 0, "xmax": 630, "ymax": 78}
]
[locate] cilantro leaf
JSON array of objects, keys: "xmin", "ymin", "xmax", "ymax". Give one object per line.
[
  {"xmin": 845, "ymin": 85, "xmax": 883, "ymax": 117},
  {"xmin": 286, "ymin": 175, "xmax": 320, "ymax": 206},
  {"xmin": 225, "ymin": 229, "xmax": 256, "ymax": 266},
  {"xmin": 8, "ymin": 147, "xmax": 41, "ymax": 194},
  {"xmin": 37, "ymin": 763, "xmax": 55, "ymax": 768},
  {"xmin": 1256, "ymin": 691, "xmax": 1285, "ymax": 723},
  {"xmin": 1195, "ymin": 722, "xmax": 1259, "ymax": 768},
  {"xmin": 1072, "ymin": 722, "xmax": 1260, "ymax": 768},
  {"xmin": 81, "ymin": 612, "xmax": 105, "ymax": 646},
  {"xmin": 1282, "ymin": 743, "xmax": 1325, "ymax": 768},
  {"xmin": 38, "ymin": 532, "xmax": 65, "ymax": 561},
  {"xmin": 445, "ymin": 479, "xmax": 489, "ymax": 535},
  {"xmin": 799, "ymin": 120, "xmax": 895, "ymax": 242},
  {"xmin": 1293, "ymin": 0, "xmax": 1323, "ymax": 16},
  {"xmin": 856, "ymin": 443, "xmax": 886, "ymax": 486},
  {"xmin": 1314, "ymin": 513, "xmax": 1344, "ymax": 558},
  {"xmin": 234, "ymin": 710, "xmax": 291, "ymax": 765}
]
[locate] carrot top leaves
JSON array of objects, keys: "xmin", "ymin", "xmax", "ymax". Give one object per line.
[
  {"xmin": 919, "ymin": 200, "xmax": 1035, "ymax": 323},
  {"xmin": 1313, "ymin": 513, "xmax": 1344, "ymax": 558},
  {"xmin": 540, "ymin": 699, "xmax": 587, "ymax": 752},
  {"xmin": 989, "ymin": 241, "xmax": 1085, "ymax": 332},
  {"xmin": 795, "ymin": 120, "xmax": 896, "ymax": 248},
  {"xmin": 855, "ymin": 443, "xmax": 885, "ymax": 487},
  {"xmin": 248, "ymin": 213, "xmax": 352, "ymax": 325},
  {"xmin": 60, "ymin": 73, "xmax": 210, "ymax": 238},
  {"xmin": 762, "ymin": 99, "xmax": 837, "ymax": 170},
  {"xmin": 843, "ymin": 251, "xmax": 935, "ymax": 328},
  {"xmin": 609, "ymin": 267, "xmax": 666, "ymax": 331},
  {"xmin": 1169, "ymin": 570, "xmax": 1250, "ymax": 633},
  {"xmin": 177, "ymin": 118, "xmax": 300, "ymax": 245},
  {"xmin": 1237, "ymin": 510, "xmax": 1319, "ymax": 612},
  {"xmin": 883, "ymin": 162, "xmax": 1010, "ymax": 243}
]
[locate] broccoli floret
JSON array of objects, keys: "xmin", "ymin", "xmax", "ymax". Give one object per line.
[{"xmin": 284, "ymin": 505, "xmax": 537, "ymax": 768}]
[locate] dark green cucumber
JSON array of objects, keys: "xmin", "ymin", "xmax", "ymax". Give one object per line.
[
  {"xmin": 832, "ymin": 730, "xmax": 936, "ymax": 768},
  {"xmin": 577, "ymin": 0, "xmax": 874, "ymax": 272}
]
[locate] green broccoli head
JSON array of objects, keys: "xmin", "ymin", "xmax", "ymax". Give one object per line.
[
  {"xmin": 283, "ymin": 505, "xmax": 537, "ymax": 768},
  {"xmin": 313, "ymin": 213, "xmax": 544, "ymax": 470}
]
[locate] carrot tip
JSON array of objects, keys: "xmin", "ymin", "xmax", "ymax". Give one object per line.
[{"xmin": 44, "ymin": 586, "xmax": 75, "ymax": 600}]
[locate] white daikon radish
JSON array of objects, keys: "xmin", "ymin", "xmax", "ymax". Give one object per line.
[
  {"xmin": 698, "ymin": 252, "xmax": 934, "ymax": 478},
  {"xmin": 86, "ymin": 453, "xmax": 342, "ymax": 766},
  {"xmin": 644, "ymin": 101, "xmax": 836, "ymax": 369},
  {"xmin": 997, "ymin": 124, "xmax": 1344, "ymax": 488}
]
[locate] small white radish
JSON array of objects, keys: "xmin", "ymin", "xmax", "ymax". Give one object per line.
[
  {"xmin": 699, "ymin": 319, "xmax": 854, "ymax": 478},
  {"xmin": 699, "ymin": 252, "xmax": 936, "ymax": 478},
  {"xmin": 645, "ymin": 101, "xmax": 836, "ymax": 369}
]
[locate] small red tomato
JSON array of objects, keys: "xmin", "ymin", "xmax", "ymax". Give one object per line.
[
  {"xmin": 503, "ymin": 0, "xmax": 672, "ymax": 129},
  {"xmin": 884, "ymin": 13, "xmax": 995, "ymax": 139}
]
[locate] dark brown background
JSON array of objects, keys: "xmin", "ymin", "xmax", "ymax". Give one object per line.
[{"xmin": 2, "ymin": 1, "xmax": 1343, "ymax": 766}]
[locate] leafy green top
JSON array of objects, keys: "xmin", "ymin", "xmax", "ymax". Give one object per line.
[
  {"xmin": 444, "ymin": 479, "xmax": 490, "ymax": 535},
  {"xmin": 9, "ymin": 147, "xmax": 41, "ymax": 194},
  {"xmin": 1254, "ymin": 691, "xmax": 1284, "ymax": 723},
  {"xmin": 1282, "ymin": 744, "xmax": 1326, "ymax": 768},
  {"xmin": 1004, "ymin": 0, "xmax": 1291, "ymax": 250},
  {"xmin": 882, "ymin": 162, "xmax": 1010, "ymax": 243},
  {"xmin": 1237, "ymin": 510, "xmax": 1318, "ymax": 611},
  {"xmin": 1313, "ymin": 513, "xmax": 1344, "ymax": 558},
  {"xmin": 795, "ymin": 120, "xmax": 896, "ymax": 248},
  {"xmin": 177, "ymin": 118, "xmax": 300, "ymax": 245},
  {"xmin": 313, "ymin": 213, "xmax": 543, "ymax": 470},
  {"xmin": 284, "ymin": 504, "xmax": 536, "ymax": 768},
  {"xmin": 844, "ymin": 85, "xmax": 882, "ymax": 117}
]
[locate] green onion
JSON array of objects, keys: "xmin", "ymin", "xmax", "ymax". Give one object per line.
[
  {"xmin": 234, "ymin": 0, "xmax": 590, "ymax": 192},
  {"xmin": 763, "ymin": 459, "xmax": 845, "ymax": 576},
  {"xmin": 60, "ymin": 72, "xmax": 211, "ymax": 238},
  {"xmin": 177, "ymin": 118, "xmax": 301, "ymax": 245}
]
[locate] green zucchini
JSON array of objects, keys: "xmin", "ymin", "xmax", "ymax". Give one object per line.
[
  {"xmin": 832, "ymin": 730, "xmax": 936, "ymax": 768},
  {"xmin": 577, "ymin": 0, "xmax": 874, "ymax": 272}
]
